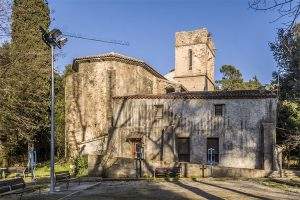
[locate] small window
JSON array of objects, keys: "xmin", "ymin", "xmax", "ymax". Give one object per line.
[
  {"xmin": 154, "ymin": 105, "xmax": 163, "ymax": 119},
  {"xmin": 214, "ymin": 104, "xmax": 224, "ymax": 116},
  {"xmin": 188, "ymin": 49, "xmax": 192, "ymax": 69}
]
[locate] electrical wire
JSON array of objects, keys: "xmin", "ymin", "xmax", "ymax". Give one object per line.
[
  {"xmin": 63, "ymin": 33, "xmax": 129, "ymax": 46},
  {"xmin": 1, "ymin": 33, "xmax": 130, "ymax": 46}
]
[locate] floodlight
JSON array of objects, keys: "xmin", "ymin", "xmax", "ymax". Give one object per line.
[
  {"xmin": 49, "ymin": 29, "xmax": 63, "ymax": 40},
  {"xmin": 57, "ymin": 37, "xmax": 68, "ymax": 48}
]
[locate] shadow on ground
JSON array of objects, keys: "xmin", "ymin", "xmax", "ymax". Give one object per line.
[
  {"xmin": 2, "ymin": 179, "xmax": 300, "ymax": 200},
  {"xmin": 170, "ymin": 180, "xmax": 224, "ymax": 200},
  {"xmin": 195, "ymin": 180, "xmax": 273, "ymax": 200}
]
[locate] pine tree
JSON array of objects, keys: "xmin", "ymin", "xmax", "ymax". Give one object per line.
[
  {"xmin": 217, "ymin": 65, "xmax": 262, "ymax": 90},
  {"xmin": 245, "ymin": 76, "xmax": 262, "ymax": 90},
  {"xmin": 8, "ymin": 0, "xmax": 51, "ymax": 157}
]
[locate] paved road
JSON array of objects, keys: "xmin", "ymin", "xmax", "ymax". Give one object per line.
[{"xmin": 6, "ymin": 179, "xmax": 300, "ymax": 200}]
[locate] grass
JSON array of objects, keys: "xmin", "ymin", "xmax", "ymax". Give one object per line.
[
  {"xmin": 250, "ymin": 178, "xmax": 298, "ymax": 192},
  {"xmin": 3, "ymin": 159, "xmax": 90, "ymax": 181},
  {"xmin": 3, "ymin": 161, "xmax": 71, "ymax": 180},
  {"xmin": 35, "ymin": 161, "xmax": 71, "ymax": 177}
]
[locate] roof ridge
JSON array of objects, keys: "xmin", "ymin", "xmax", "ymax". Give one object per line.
[
  {"xmin": 74, "ymin": 52, "xmax": 145, "ymax": 63},
  {"xmin": 73, "ymin": 52, "xmax": 166, "ymax": 80}
]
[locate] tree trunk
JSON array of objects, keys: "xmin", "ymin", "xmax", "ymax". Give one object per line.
[{"xmin": 0, "ymin": 143, "xmax": 8, "ymax": 167}]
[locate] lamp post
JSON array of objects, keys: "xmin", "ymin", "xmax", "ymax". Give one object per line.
[{"xmin": 40, "ymin": 27, "xmax": 67, "ymax": 192}]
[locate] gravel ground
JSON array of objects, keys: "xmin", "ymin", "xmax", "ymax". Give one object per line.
[{"xmin": 3, "ymin": 178, "xmax": 300, "ymax": 200}]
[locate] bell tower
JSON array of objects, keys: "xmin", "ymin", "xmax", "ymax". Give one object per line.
[{"xmin": 174, "ymin": 28, "xmax": 215, "ymax": 91}]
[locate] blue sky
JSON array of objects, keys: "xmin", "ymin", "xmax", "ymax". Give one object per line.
[{"xmin": 48, "ymin": 0, "xmax": 289, "ymax": 83}]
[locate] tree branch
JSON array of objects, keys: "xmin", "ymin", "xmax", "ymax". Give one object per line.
[{"xmin": 249, "ymin": 0, "xmax": 300, "ymax": 31}]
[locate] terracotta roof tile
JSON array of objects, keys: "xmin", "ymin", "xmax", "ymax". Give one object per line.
[{"xmin": 113, "ymin": 90, "xmax": 277, "ymax": 100}]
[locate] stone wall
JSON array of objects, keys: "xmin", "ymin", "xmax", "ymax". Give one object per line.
[
  {"xmin": 111, "ymin": 96, "xmax": 277, "ymax": 176},
  {"xmin": 65, "ymin": 62, "xmax": 111, "ymax": 157},
  {"xmin": 65, "ymin": 54, "xmax": 179, "ymax": 158},
  {"xmin": 174, "ymin": 28, "xmax": 215, "ymax": 91},
  {"xmin": 211, "ymin": 166, "xmax": 275, "ymax": 178},
  {"xmin": 65, "ymin": 55, "xmax": 278, "ymax": 177},
  {"xmin": 173, "ymin": 75, "xmax": 214, "ymax": 92}
]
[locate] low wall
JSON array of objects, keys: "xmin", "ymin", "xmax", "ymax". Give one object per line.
[
  {"xmin": 180, "ymin": 163, "xmax": 211, "ymax": 178},
  {"xmin": 177, "ymin": 164, "xmax": 273, "ymax": 178},
  {"xmin": 88, "ymin": 157, "xmax": 278, "ymax": 178},
  {"xmin": 211, "ymin": 166, "xmax": 273, "ymax": 178}
]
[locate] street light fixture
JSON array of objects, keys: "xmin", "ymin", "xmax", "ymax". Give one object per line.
[{"xmin": 40, "ymin": 27, "xmax": 67, "ymax": 193}]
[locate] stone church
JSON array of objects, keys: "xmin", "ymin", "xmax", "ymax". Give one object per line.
[{"xmin": 65, "ymin": 28, "xmax": 278, "ymax": 177}]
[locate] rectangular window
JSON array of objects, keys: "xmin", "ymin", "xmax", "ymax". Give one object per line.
[
  {"xmin": 207, "ymin": 138, "xmax": 219, "ymax": 164},
  {"xmin": 214, "ymin": 104, "xmax": 224, "ymax": 116},
  {"xmin": 188, "ymin": 49, "xmax": 192, "ymax": 69},
  {"xmin": 154, "ymin": 105, "xmax": 163, "ymax": 119},
  {"xmin": 176, "ymin": 137, "xmax": 190, "ymax": 162}
]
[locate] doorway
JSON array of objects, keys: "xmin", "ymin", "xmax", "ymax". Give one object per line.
[
  {"xmin": 127, "ymin": 138, "xmax": 142, "ymax": 159},
  {"xmin": 207, "ymin": 137, "xmax": 219, "ymax": 164},
  {"xmin": 176, "ymin": 137, "xmax": 190, "ymax": 162}
]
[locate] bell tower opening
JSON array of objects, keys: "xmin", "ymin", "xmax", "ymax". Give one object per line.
[{"xmin": 188, "ymin": 49, "xmax": 193, "ymax": 70}]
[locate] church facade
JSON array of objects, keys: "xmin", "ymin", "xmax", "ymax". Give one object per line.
[{"xmin": 65, "ymin": 28, "xmax": 278, "ymax": 177}]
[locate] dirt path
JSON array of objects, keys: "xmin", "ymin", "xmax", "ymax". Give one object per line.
[
  {"xmin": 5, "ymin": 178, "xmax": 300, "ymax": 200},
  {"xmin": 162, "ymin": 179, "xmax": 300, "ymax": 200}
]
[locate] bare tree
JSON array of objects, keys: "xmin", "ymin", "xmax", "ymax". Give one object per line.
[{"xmin": 249, "ymin": 0, "xmax": 300, "ymax": 31}]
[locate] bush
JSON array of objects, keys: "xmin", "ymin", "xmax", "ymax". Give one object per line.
[{"xmin": 73, "ymin": 155, "xmax": 88, "ymax": 176}]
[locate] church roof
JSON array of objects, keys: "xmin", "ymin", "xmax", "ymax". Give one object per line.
[
  {"xmin": 73, "ymin": 52, "xmax": 166, "ymax": 80},
  {"xmin": 113, "ymin": 90, "xmax": 277, "ymax": 100}
]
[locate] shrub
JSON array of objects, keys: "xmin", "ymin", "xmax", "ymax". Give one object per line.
[{"xmin": 73, "ymin": 155, "xmax": 88, "ymax": 176}]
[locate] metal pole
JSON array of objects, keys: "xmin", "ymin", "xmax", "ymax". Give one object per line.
[
  {"xmin": 50, "ymin": 45, "xmax": 55, "ymax": 193},
  {"xmin": 277, "ymin": 67, "xmax": 280, "ymax": 99}
]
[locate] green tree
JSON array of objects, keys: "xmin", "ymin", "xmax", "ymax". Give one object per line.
[
  {"xmin": 270, "ymin": 24, "xmax": 300, "ymax": 166},
  {"xmin": 3, "ymin": 0, "xmax": 51, "ymax": 163},
  {"xmin": 276, "ymin": 100, "xmax": 300, "ymax": 166},
  {"xmin": 0, "ymin": 42, "xmax": 10, "ymax": 78},
  {"xmin": 245, "ymin": 75, "xmax": 262, "ymax": 90},
  {"xmin": 270, "ymin": 25, "xmax": 300, "ymax": 99},
  {"xmin": 55, "ymin": 64, "xmax": 74, "ymax": 159},
  {"xmin": 217, "ymin": 65, "xmax": 261, "ymax": 90},
  {"xmin": 0, "ymin": 42, "xmax": 11, "ymax": 166},
  {"xmin": 217, "ymin": 65, "xmax": 244, "ymax": 90},
  {"xmin": 55, "ymin": 73, "xmax": 65, "ymax": 158}
]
